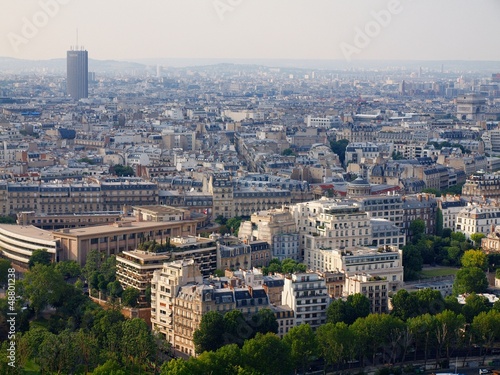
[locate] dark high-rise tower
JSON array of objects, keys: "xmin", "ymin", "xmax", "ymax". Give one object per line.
[{"xmin": 66, "ymin": 48, "xmax": 88, "ymax": 100}]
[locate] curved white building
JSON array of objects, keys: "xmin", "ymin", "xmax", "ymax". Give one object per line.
[{"xmin": 0, "ymin": 224, "xmax": 58, "ymax": 267}]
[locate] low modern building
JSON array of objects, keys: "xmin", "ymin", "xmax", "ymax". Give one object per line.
[
  {"xmin": 0, "ymin": 224, "xmax": 59, "ymax": 267},
  {"xmin": 17, "ymin": 210, "xmax": 123, "ymax": 230},
  {"xmin": 116, "ymin": 250, "xmax": 171, "ymax": 306},
  {"xmin": 53, "ymin": 219, "xmax": 198, "ymax": 266}
]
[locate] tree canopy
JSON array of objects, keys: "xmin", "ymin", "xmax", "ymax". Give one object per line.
[{"xmin": 28, "ymin": 249, "xmax": 52, "ymax": 269}]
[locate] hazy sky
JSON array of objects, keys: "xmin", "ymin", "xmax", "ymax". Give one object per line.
[{"xmin": 1, "ymin": 0, "xmax": 500, "ymax": 62}]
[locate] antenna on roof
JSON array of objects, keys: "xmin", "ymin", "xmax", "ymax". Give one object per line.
[{"xmin": 76, "ymin": 28, "xmax": 79, "ymax": 50}]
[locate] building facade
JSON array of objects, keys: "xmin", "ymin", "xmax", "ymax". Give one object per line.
[
  {"xmin": 281, "ymin": 272, "xmax": 329, "ymax": 329},
  {"xmin": 67, "ymin": 48, "xmax": 88, "ymax": 100}
]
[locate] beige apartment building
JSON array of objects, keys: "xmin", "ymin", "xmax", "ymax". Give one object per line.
[
  {"xmin": 462, "ymin": 172, "xmax": 500, "ymax": 199},
  {"xmin": 203, "ymin": 171, "xmax": 292, "ymax": 220},
  {"xmin": 482, "ymin": 225, "xmax": 500, "ymax": 253},
  {"xmin": 238, "ymin": 208, "xmax": 300, "ymax": 261},
  {"xmin": 0, "ymin": 178, "xmax": 158, "ymax": 216},
  {"xmin": 151, "ymin": 260, "xmax": 271, "ymax": 356}
]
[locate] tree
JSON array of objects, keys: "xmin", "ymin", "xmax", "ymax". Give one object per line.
[
  {"xmin": 37, "ymin": 330, "xmax": 79, "ymax": 374},
  {"xmin": 351, "ymin": 314, "xmax": 404, "ymax": 365},
  {"xmin": 215, "ymin": 215, "xmax": 227, "ymax": 226},
  {"xmin": 436, "ymin": 208, "xmax": 444, "ymax": 236},
  {"xmin": 22, "ymin": 264, "xmax": 65, "ymax": 317},
  {"xmin": 462, "ymin": 293, "xmax": 490, "ymax": 323},
  {"xmin": 392, "ymin": 151, "xmax": 405, "ymax": 160},
  {"xmin": 28, "ymin": 249, "xmax": 52, "ymax": 268},
  {"xmin": 391, "ymin": 289, "xmax": 420, "ymax": 321},
  {"xmin": 121, "ymin": 318, "xmax": 157, "ymax": 366},
  {"xmin": 0, "ymin": 216, "xmax": 15, "ymax": 224},
  {"xmin": 55, "ymin": 261, "xmax": 82, "ymax": 279},
  {"xmin": 282, "ymin": 148, "xmax": 295, "ymax": 156},
  {"xmin": 111, "ymin": 164, "xmax": 134, "ymax": 177},
  {"xmin": 74, "ymin": 329, "xmax": 99, "ymax": 374},
  {"xmin": 107, "ymin": 280, "xmax": 123, "ymax": 299},
  {"xmin": 283, "ymin": 324, "xmax": 317, "ymax": 374},
  {"xmin": 402, "ymin": 245, "xmax": 423, "ymax": 280},
  {"xmin": 461, "ymin": 249, "xmax": 488, "ymax": 270},
  {"xmin": 93, "ymin": 360, "xmax": 127, "ymax": 375},
  {"xmin": 223, "ymin": 310, "xmax": 251, "ymax": 345},
  {"xmin": 422, "ymin": 188, "xmax": 441, "ymax": 197},
  {"xmin": 345, "ymin": 293, "xmax": 370, "ymax": 323},
  {"xmin": 470, "ymin": 233, "xmax": 486, "ymax": 248},
  {"xmin": 433, "ymin": 310, "xmax": 466, "ymax": 363},
  {"xmin": 326, "ymin": 299, "xmax": 347, "ymax": 324},
  {"xmin": 472, "ymin": 310, "xmax": 500, "ymax": 362},
  {"xmin": 242, "ymin": 332, "xmax": 291, "ymax": 375},
  {"xmin": 410, "ymin": 219, "xmax": 426, "ymax": 243},
  {"xmin": 407, "ymin": 314, "xmax": 435, "ymax": 366},
  {"xmin": 227, "ymin": 217, "xmax": 243, "ymax": 235},
  {"xmin": 193, "ymin": 311, "xmax": 225, "ymax": 354},
  {"xmin": 316, "ymin": 322, "xmax": 354, "ymax": 371},
  {"xmin": 121, "ymin": 288, "xmax": 140, "ymax": 307},
  {"xmin": 160, "ymin": 358, "xmax": 194, "ymax": 375},
  {"xmin": 195, "ymin": 344, "xmax": 243, "ymax": 375},
  {"xmin": 415, "ymin": 288, "xmax": 445, "ymax": 315},
  {"xmin": 327, "ymin": 294, "xmax": 370, "ymax": 325},
  {"xmin": 0, "ymin": 259, "xmax": 11, "ymax": 287},
  {"xmin": 330, "ymin": 139, "xmax": 349, "ymax": 166},
  {"xmin": 453, "ymin": 267, "xmax": 489, "ymax": 295},
  {"xmin": 251, "ymin": 308, "xmax": 279, "ymax": 335}
]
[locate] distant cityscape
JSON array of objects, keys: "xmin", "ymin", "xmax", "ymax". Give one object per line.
[{"xmin": 2, "ymin": 47, "xmax": 500, "ymax": 373}]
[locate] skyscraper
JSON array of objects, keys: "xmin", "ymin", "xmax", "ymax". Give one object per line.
[{"xmin": 66, "ymin": 48, "xmax": 88, "ymax": 100}]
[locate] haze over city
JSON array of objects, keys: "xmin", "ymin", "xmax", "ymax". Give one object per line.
[
  {"xmin": 1, "ymin": 0, "xmax": 500, "ymax": 64},
  {"xmin": 4, "ymin": 0, "xmax": 500, "ymax": 374}
]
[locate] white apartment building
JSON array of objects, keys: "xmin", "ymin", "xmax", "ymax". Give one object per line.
[
  {"xmin": 456, "ymin": 204, "xmax": 500, "ymax": 238},
  {"xmin": 345, "ymin": 142, "xmax": 381, "ymax": 164},
  {"xmin": 303, "ymin": 207, "xmax": 372, "ymax": 252},
  {"xmin": 290, "ymin": 199, "xmax": 372, "ymax": 254},
  {"xmin": 344, "ymin": 273, "xmax": 389, "ymax": 313},
  {"xmin": 349, "ymin": 194, "xmax": 404, "ymax": 228},
  {"xmin": 0, "ymin": 141, "xmax": 29, "ymax": 163},
  {"xmin": 281, "ymin": 272, "xmax": 330, "ymax": 329},
  {"xmin": 306, "ymin": 115, "xmax": 339, "ymax": 128},
  {"xmin": 437, "ymin": 196, "xmax": 467, "ymax": 230},
  {"xmin": 306, "ymin": 246, "xmax": 403, "ymax": 292}
]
